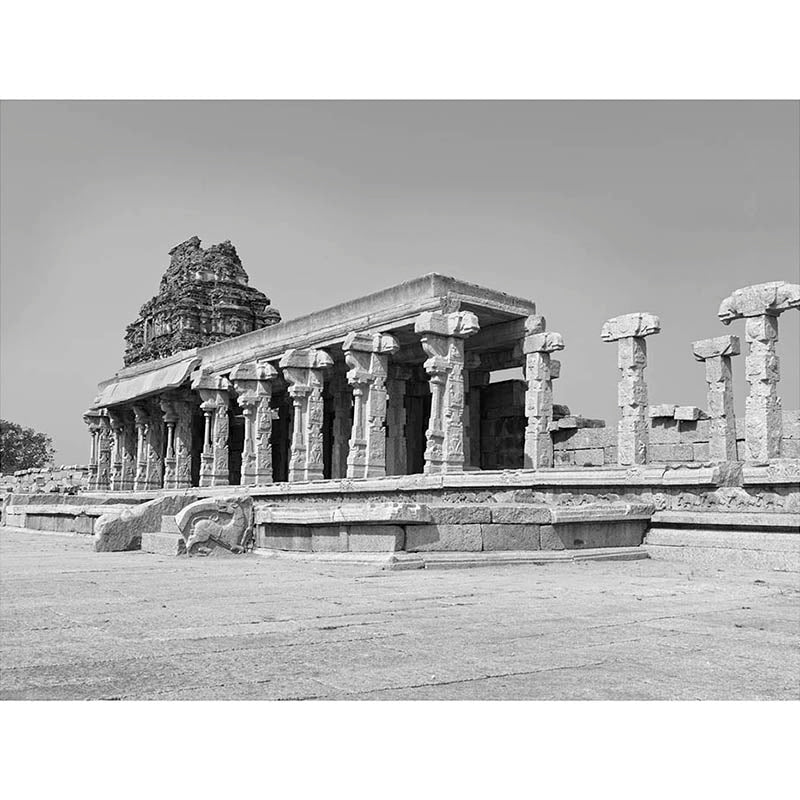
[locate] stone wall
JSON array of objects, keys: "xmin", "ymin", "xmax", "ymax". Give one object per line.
[
  {"xmin": 0, "ymin": 465, "xmax": 88, "ymax": 496},
  {"xmin": 480, "ymin": 380, "xmax": 526, "ymax": 470}
]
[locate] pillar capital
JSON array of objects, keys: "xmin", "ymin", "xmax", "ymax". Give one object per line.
[
  {"xmin": 718, "ymin": 281, "xmax": 800, "ymax": 323},
  {"xmin": 692, "ymin": 335, "xmax": 741, "ymax": 361},
  {"xmin": 601, "ymin": 312, "xmax": 661, "ymax": 342},
  {"xmin": 414, "ymin": 310, "xmax": 480, "ymax": 339}
]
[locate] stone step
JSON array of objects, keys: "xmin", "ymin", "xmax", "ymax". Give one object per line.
[{"xmin": 141, "ymin": 531, "xmax": 185, "ymax": 556}]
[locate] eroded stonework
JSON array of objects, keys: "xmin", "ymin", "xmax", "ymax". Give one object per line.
[{"xmin": 123, "ymin": 237, "xmax": 281, "ymax": 366}]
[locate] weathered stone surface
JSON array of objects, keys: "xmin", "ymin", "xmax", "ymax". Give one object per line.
[
  {"xmin": 692, "ymin": 335, "xmax": 741, "ymax": 360},
  {"xmin": 94, "ymin": 493, "xmax": 198, "ymax": 552},
  {"xmin": 347, "ymin": 526, "xmax": 405, "ymax": 552},
  {"xmin": 426, "ymin": 505, "xmax": 492, "ymax": 524},
  {"xmin": 481, "ymin": 523, "xmax": 540, "ymax": 551},
  {"xmin": 175, "ymin": 495, "xmax": 254, "ymax": 556},
  {"xmin": 600, "ymin": 312, "xmax": 661, "ymax": 342},
  {"xmin": 649, "ymin": 404, "xmax": 677, "ymax": 419},
  {"xmin": 542, "ymin": 521, "xmax": 648, "ymax": 550},
  {"xmin": 718, "ymin": 281, "xmax": 800, "ymax": 322},
  {"xmin": 674, "ymin": 406, "xmax": 708, "ymax": 421},
  {"xmin": 405, "ymin": 523, "xmax": 483, "ymax": 552},
  {"xmin": 522, "ymin": 331, "xmax": 565, "ymax": 354},
  {"xmin": 489, "ymin": 506, "xmax": 550, "ymax": 524},
  {"xmin": 414, "ymin": 310, "xmax": 480, "ymax": 338},
  {"xmin": 254, "ymin": 503, "xmax": 430, "ymax": 525},
  {"xmin": 123, "ymin": 237, "xmax": 280, "ymax": 367},
  {"xmin": 141, "ymin": 531, "xmax": 186, "ymax": 555}
]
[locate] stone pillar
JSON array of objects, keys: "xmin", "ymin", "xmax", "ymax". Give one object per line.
[
  {"xmin": 279, "ymin": 348, "xmax": 333, "ymax": 482},
  {"xmin": 160, "ymin": 398, "xmax": 178, "ymax": 489},
  {"xmin": 601, "ymin": 312, "xmax": 661, "ymax": 466},
  {"xmin": 193, "ymin": 374, "xmax": 231, "ymax": 486},
  {"xmin": 462, "ymin": 354, "xmax": 486, "ymax": 470},
  {"xmin": 719, "ymin": 281, "xmax": 799, "ymax": 463},
  {"xmin": 414, "ymin": 310, "xmax": 480, "ymax": 474},
  {"xmin": 82, "ymin": 410, "xmax": 102, "ymax": 489},
  {"xmin": 343, "ymin": 331, "xmax": 400, "ymax": 479},
  {"xmin": 330, "ymin": 365, "xmax": 352, "ymax": 479},
  {"xmin": 108, "ymin": 409, "xmax": 135, "ymax": 490},
  {"xmin": 94, "ymin": 413, "xmax": 112, "ymax": 490},
  {"xmin": 231, "ymin": 361, "xmax": 278, "ymax": 486},
  {"xmin": 173, "ymin": 397, "xmax": 194, "ymax": 489},
  {"xmin": 523, "ymin": 315, "xmax": 565, "ymax": 469},
  {"xmin": 692, "ymin": 335, "xmax": 741, "ymax": 462},
  {"xmin": 386, "ymin": 364, "xmax": 412, "ymax": 475},
  {"xmin": 132, "ymin": 405, "xmax": 149, "ymax": 491},
  {"xmin": 144, "ymin": 399, "xmax": 164, "ymax": 490}
]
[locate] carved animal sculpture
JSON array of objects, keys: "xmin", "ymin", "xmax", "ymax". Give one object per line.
[{"xmin": 176, "ymin": 496, "xmax": 253, "ymax": 556}]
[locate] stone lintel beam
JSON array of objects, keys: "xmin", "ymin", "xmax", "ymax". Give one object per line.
[
  {"xmin": 343, "ymin": 332, "xmax": 399, "ymax": 479},
  {"xmin": 414, "ymin": 311, "xmax": 480, "ymax": 474},
  {"xmin": 602, "ymin": 312, "xmax": 661, "ymax": 466},
  {"xmin": 523, "ymin": 324, "xmax": 565, "ymax": 470},
  {"xmin": 278, "ymin": 348, "xmax": 333, "ymax": 482},
  {"xmin": 718, "ymin": 282, "xmax": 799, "ymax": 463},
  {"xmin": 718, "ymin": 281, "xmax": 800, "ymax": 323}
]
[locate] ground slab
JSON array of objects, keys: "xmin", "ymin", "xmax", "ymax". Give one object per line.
[{"xmin": 1, "ymin": 528, "xmax": 798, "ymax": 700}]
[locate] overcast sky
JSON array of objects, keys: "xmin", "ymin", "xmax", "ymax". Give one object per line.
[{"xmin": 2, "ymin": 100, "xmax": 798, "ymax": 465}]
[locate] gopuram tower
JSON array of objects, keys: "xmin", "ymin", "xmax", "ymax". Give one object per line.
[{"xmin": 123, "ymin": 236, "xmax": 281, "ymax": 366}]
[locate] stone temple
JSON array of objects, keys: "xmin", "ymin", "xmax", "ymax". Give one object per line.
[{"xmin": 3, "ymin": 242, "xmax": 799, "ymax": 569}]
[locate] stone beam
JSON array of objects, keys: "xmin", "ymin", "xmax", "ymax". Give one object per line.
[
  {"xmin": 279, "ymin": 348, "xmax": 333, "ymax": 482},
  {"xmin": 601, "ymin": 312, "xmax": 661, "ymax": 465},
  {"xmin": 719, "ymin": 281, "xmax": 800, "ymax": 463},
  {"xmin": 692, "ymin": 335, "xmax": 741, "ymax": 462},
  {"xmin": 343, "ymin": 331, "xmax": 400, "ymax": 479},
  {"xmin": 414, "ymin": 310, "xmax": 480, "ymax": 474}
]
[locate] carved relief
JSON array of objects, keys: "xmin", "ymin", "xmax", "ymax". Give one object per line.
[{"xmin": 176, "ymin": 495, "xmax": 254, "ymax": 556}]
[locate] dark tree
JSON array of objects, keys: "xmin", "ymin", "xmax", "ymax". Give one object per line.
[{"xmin": 0, "ymin": 419, "xmax": 56, "ymax": 473}]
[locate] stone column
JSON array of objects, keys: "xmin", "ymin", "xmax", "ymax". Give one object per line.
[
  {"xmin": 173, "ymin": 397, "xmax": 194, "ymax": 489},
  {"xmin": 523, "ymin": 315, "xmax": 565, "ymax": 469},
  {"xmin": 193, "ymin": 374, "xmax": 231, "ymax": 486},
  {"xmin": 386, "ymin": 364, "xmax": 412, "ymax": 475},
  {"xmin": 144, "ymin": 399, "xmax": 164, "ymax": 490},
  {"xmin": 95, "ymin": 413, "xmax": 112, "ymax": 490},
  {"xmin": 463, "ymin": 354, "xmax": 487, "ymax": 470},
  {"xmin": 692, "ymin": 335, "xmax": 741, "ymax": 462},
  {"xmin": 231, "ymin": 361, "xmax": 278, "ymax": 486},
  {"xmin": 82, "ymin": 409, "xmax": 102, "ymax": 489},
  {"xmin": 719, "ymin": 281, "xmax": 799, "ymax": 463},
  {"xmin": 414, "ymin": 310, "xmax": 480, "ymax": 474},
  {"xmin": 343, "ymin": 331, "xmax": 400, "ymax": 479},
  {"xmin": 329, "ymin": 365, "xmax": 352, "ymax": 479},
  {"xmin": 160, "ymin": 398, "xmax": 178, "ymax": 489},
  {"xmin": 279, "ymin": 348, "xmax": 333, "ymax": 482},
  {"xmin": 132, "ymin": 404, "xmax": 149, "ymax": 491},
  {"xmin": 601, "ymin": 312, "xmax": 661, "ymax": 466}
]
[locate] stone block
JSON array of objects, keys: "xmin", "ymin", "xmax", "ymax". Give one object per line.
[
  {"xmin": 718, "ymin": 281, "xmax": 800, "ymax": 322},
  {"xmin": 160, "ymin": 515, "xmax": 180, "ymax": 534},
  {"xmin": 427, "ymin": 505, "xmax": 492, "ymax": 524},
  {"xmin": 310, "ymin": 526, "xmax": 348, "ymax": 552},
  {"xmin": 574, "ymin": 448, "xmax": 605, "ymax": 467},
  {"xmin": 693, "ymin": 443, "xmax": 710, "ymax": 461},
  {"xmin": 347, "ymin": 525, "xmax": 405, "ymax": 552},
  {"xmin": 601, "ymin": 312, "xmax": 661, "ymax": 341},
  {"xmin": 257, "ymin": 524, "xmax": 312, "ymax": 551},
  {"xmin": 541, "ymin": 521, "xmax": 648, "ymax": 550},
  {"xmin": 405, "ymin": 524, "xmax": 483, "ymax": 552},
  {"xmin": 481, "ymin": 523, "xmax": 540, "ymax": 551},
  {"xmin": 649, "ymin": 404, "xmax": 677, "ymax": 419},
  {"xmin": 489, "ymin": 506, "xmax": 550, "ymax": 524},
  {"xmin": 141, "ymin": 532, "xmax": 186, "ymax": 556},
  {"xmin": 781, "ymin": 439, "xmax": 800, "ymax": 459},
  {"xmin": 692, "ymin": 335, "xmax": 741, "ymax": 360},
  {"xmin": 675, "ymin": 406, "xmax": 707, "ymax": 421},
  {"xmin": 649, "ymin": 418, "xmax": 680, "ymax": 443},
  {"xmin": 94, "ymin": 492, "xmax": 198, "ymax": 552}
]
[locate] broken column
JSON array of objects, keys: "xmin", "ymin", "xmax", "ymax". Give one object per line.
[
  {"xmin": 231, "ymin": 361, "xmax": 278, "ymax": 486},
  {"xmin": 601, "ymin": 312, "xmax": 661, "ymax": 465},
  {"xmin": 523, "ymin": 315, "xmax": 565, "ymax": 469},
  {"xmin": 279, "ymin": 348, "xmax": 333, "ymax": 482},
  {"xmin": 692, "ymin": 335, "xmax": 741, "ymax": 461},
  {"xmin": 414, "ymin": 310, "xmax": 480, "ymax": 474},
  {"xmin": 343, "ymin": 331, "xmax": 399, "ymax": 479},
  {"xmin": 192, "ymin": 374, "xmax": 231, "ymax": 486},
  {"xmin": 386, "ymin": 364, "xmax": 412, "ymax": 475},
  {"xmin": 719, "ymin": 281, "xmax": 800, "ymax": 463}
]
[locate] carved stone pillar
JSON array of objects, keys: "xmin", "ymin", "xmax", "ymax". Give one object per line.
[
  {"xmin": 462, "ymin": 354, "xmax": 487, "ymax": 470},
  {"xmin": 108, "ymin": 409, "xmax": 134, "ymax": 490},
  {"xmin": 601, "ymin": 312, "xmax": 661, "ymax": 466},
  {"xmin": 193, "ymin": 374, "xmax": 231, "ymax": 486},
  {"xmin": 692, "ymin": 335, "xmax": 741, "ymax": 462},
  {"xmin": 132, "ymin": 405, "xmax": 149, "ymax": 491},
  {"xmin": 386, "ymin": 364, "xmax": 412, "ymax": 475},
  {"xmin": 343, "ymin": 332, "xmax": 400, "ymax": 479},
  {"xmin": 144, "ymin": 399, "xmax": 164, "ymax": 490},
  {"xmin": 82, "ymin": 409, "xmax": 102, "ymax": 490},
  {"xmin": 330, "ymin": 365, "xmax": 352, "ymax": 479},
  {"xmin": 173, "ymin": 397, "xmax": 194, "ymax": 489},
  {"xmin": 231, "ymin": 361, "xmax": 278, "ymax": 486},
  {"xmin": 279, "ymin": 348, "xmax": 333, "ymax": 482},
  {"xmin": 719, "ymin": 281, "xmax": 799, "ymax": 463},
  {"xmin": 523, "ymin": 316, "xmax": 565, "ymax": 469},
  {"xmin": 160, "ymin": 398, "xmax": 178, "ymax": 489},
  {"xmin": 414, "ymin": 311, "xmax": 480, "ymax": 474}
]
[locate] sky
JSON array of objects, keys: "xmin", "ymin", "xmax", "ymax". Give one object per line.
[{"xmin": 1, "ymin": 100, "xmax": 798, "ymax": 466}]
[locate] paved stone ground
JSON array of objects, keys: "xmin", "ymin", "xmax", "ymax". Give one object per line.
[{"xmin": 1, "ymin": 528, "xmax": 798, "ymax": 700}]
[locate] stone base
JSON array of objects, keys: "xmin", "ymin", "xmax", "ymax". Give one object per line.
[{"xmin": 141, "ymin": 532, "xmax": 186, "ymax": 556}]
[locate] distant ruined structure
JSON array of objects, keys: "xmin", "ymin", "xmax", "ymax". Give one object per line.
[{"xmin": 123, "ymin": 237, "xmax": 280, "ymax": 367}]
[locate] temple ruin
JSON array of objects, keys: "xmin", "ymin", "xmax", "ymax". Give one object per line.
[{"xmin": 3, "ymin": 246, "xmax": 798, "ymax": 569}]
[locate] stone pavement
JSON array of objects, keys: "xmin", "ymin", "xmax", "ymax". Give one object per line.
[{"xmin": 1, "ymin": 528, "xmax": 798, "ymax": 700}]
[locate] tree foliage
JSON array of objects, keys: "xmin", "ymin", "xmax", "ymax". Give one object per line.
[{"xmin": 0, "ymin": 419, "xmax": 56, "ymax": 473}]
